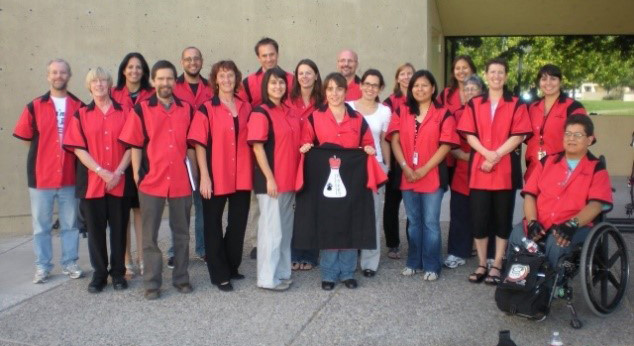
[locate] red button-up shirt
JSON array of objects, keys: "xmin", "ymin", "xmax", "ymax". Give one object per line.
[
  {"xmin": 386, "ymin": 101, "xmax": 460, "ymax": 193},
  {"xmin": 450, "ymin": 107, "xmax": 472, "ymax": 196},
  {"xmin": 63, "ymin": 101, "xmax": 130, "ymax": 198},
  {"xmin": 285, "ymin": 97, "xmax": 317, "ymax": 128},
  {"xmin": 525, "ymin": 94, "xmax": 586, "ymax": 180},
  {"xmin": 118, "ymin": 95, "xmax": 194, "ymax": 198},
  {"xmin": 247, "ymin": 103, "xmax": 301, "ymax": 194},
  {"xmin": 383, "ymin": 93, "xmax": 406, "ymax": 113},
  {"xmin": 110, "ymin": 86, "xmax": 154, "ymax": 112},
  {"xmin": 188, "ymin": 96, "xmax": 253, "ymax": 196},
  {"xmin": 522, "ymin": 152, "xmax": 613, "ymax": 229},
  {"xmin": 13, "ymin": 91, "xmax": 84, "ymax": 188},
  {"xmin": 237, "ymin": 68, "xmax": 294, "ymax": 107},
  {"xmin": 457, "ymin": 91, "xmax": 532, "ymax": 191},
  {"xmin": 345, "ymin": 76, "xmax": 362, "ymax": 101},
  {"xmin": 172, "ymin": 74, "xmax": 214, "ymax": 111},
  {"xmin": 301, "ymin": 104, "xmax": 375, "ymax": 149}
]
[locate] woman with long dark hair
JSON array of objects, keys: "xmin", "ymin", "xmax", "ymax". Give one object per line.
[
  {"xmin": 286, "ymin": 59, "xmax": 323, "ymax": 271},
  {"xmin": 110, "ymin": 52, "xmax": 154, "ymax": 278},
  {"xmin": 387, "ymin": 70, "xmax": 459, "ymax": 281}
]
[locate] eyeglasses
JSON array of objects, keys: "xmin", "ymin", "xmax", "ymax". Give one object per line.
[
  {"xmin": 362, "ymin": 82, "xmax": 380, "ymax": 89},
  {"xmin": 464, "ymin": 87, "xmax": 481, "ymax": 93},
  {"xmin": 564, "ymin": 131, "xmax": 587, "ymax": 139},
  {"xmin": 183, "ymin": 57, "xmax": 202, "ymax": 63}
]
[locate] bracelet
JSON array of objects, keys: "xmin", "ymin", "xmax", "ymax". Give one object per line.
[
  {"xmin": 400, "ymin": 161, "xmax": 407, "ymax": 168},
  {"xmin": 115, "ymin": 170, "xmax": 124, "ymax": 176},
  {"xmin": 95, "ymin": 166, "xmax": 102, "ymax": 173}
]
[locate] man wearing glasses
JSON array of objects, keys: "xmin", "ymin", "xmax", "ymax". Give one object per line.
[
  {"xmin": 336, "ymin": 49, "xmax": 361, "ymax": 101},
  {"xmin": 507, "ymin": 115, "xmax": 612, "ymax": 270},
  {"xmin": 170, "ymin": 46, "xmax": 212, "ymax": 267}
]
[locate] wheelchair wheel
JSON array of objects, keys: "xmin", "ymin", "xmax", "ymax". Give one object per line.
[{"xmin": 580, "ymin": 222, "xmax": 629, "ymax": 316}]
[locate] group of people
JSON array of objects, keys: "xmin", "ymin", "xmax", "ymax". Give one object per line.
[{"xmin": 14, "ymin": 36, "xmax": 613, "ymax": 300}]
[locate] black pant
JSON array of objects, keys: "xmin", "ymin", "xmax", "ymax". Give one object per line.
[
  {"xmin": 81, "ymin": 195, "xmax": 131, "ymax": 280},
  {"xmin": 470, "ymin": 189, "xmax": 514, "ymax": 240},
  {"xmin": 447, "ymin": 190, "xmax": 473, "ymax": 258},
  {"xmin": 202, "ymin": 191, "xmax": 251, "ymax": 285}
]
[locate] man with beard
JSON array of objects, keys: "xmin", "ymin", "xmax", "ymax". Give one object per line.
[
  {"xmin": 336, "ymin": 50, "xmax": 362, "ymax": 101},
  {"xmin": 119, "ymin": 60, "xmax": 196, "ymax": 300},
  {"xmin": 169, "ymin": 46, "xmax": 212, "ymax": 266},
  {"xmin": 14, "ymin": 59, "xmax": 85, "ymax": 283}
]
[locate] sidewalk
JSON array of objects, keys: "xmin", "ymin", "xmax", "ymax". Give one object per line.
[{"xmin": 0, "ymin": 179, "xmax": 632, "ymax": 345}]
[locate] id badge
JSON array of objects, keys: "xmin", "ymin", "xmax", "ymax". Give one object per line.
[
  {"xmin": 412, "ymin": 152, "xmax": 419, "ymax": 165},
  {"xmin": 537, "ymin": 149, "xmax": 547, "ymax": 160}
]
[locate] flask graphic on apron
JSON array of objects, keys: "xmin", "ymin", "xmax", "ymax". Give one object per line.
[{"xmin": 323, "ymin": 155, "xmax": 346, "ymax": 198}]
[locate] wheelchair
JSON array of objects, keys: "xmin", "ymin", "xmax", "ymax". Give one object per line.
[{"xmin": 547, "ymin": 219, "xmax": 629, "ymax": 329}]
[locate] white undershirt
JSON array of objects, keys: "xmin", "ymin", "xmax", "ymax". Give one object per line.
[
  {"xmin": 347, "ymin": 101, "xmax": 391, "ymax": 164},
  {"xmin": 51, "ymin": 96, "xmax": 67, "ymax": 142},
  {"xmin": 490, "ymin": 102, "xmax": 498, "ymax": 121}
]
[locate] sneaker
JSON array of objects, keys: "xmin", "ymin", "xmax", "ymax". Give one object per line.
[
  {"xmin": 444, "ymin": 255, "xmax": 466, "ymax": 269},
  {"xmin": 33, "ymin": 268, "xmax": 49, "ymax": 284},
  {"xmin": 401, "ymin": 267, "xmax": 417, "ymax": 276},
  {"xmin": 62, "ymin": 263, "xmax": 84, "ymax": 279},
  {"xmin": 423, "ymin": 272, "xmax": 439, "ymax": 281},
  {"xmin": 167, "ymin": 257, "xmax": 175, "ymax": 269}
]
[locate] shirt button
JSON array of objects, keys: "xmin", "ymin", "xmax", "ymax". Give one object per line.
[
  {"xmin": 167, "ymin": 176, "xmax": 171, "ymax": 180},
  {"xmin": 169, "ymin": 145, "xmax": 173, "ymax": 148},
  {"xmin": 104, "ymin": 131, "xmax": 108, "ymax": 135},
  {"xmin": 105, "ymin": 147, "xmax": 110, "ymax": 150},
  {"xmin": 337, "ymin": 134, "xmax": 341, "ymax": 137}
]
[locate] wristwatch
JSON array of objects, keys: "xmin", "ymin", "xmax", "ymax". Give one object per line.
[{"xmin": 569, "ymin": 217, "xmax": 580, "ymax": 228}]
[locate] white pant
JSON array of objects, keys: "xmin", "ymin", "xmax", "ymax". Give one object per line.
[
  {"xmin": 256, "ymin": 193, "xmax": 294, "ymax": 288},
  {"xmin": 360, "ymin": 186, "xmax": 384, "ymax": 271}
]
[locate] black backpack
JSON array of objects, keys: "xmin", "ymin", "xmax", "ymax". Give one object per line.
[{"xmin": 495, "ymin": 249, "xmax": 554, "ymax": 319}]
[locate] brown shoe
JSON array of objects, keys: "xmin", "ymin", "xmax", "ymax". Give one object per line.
[
  {"xmin": 173, "ymin": 283, "xmax": 193, "ymax": 294},
  {"xmin": 144, "ymin": 289, "xmax": 160, "ymax": 300}
]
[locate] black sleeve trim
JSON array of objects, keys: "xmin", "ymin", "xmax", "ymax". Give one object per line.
[
  {"xmin": 242, "ymin": 78, "xmax": 252, "ymax": 104},
  {"xmin": 520, "ymin": 191, "xmax": 537, "ymax": 198},
  {"xmin": 13, "ymin": 133, "xmax": 33, "ymax": 141},
  {"xmin": 567, "ymin": 101, "xmax": 586, "ymax": 116},
  {"xmin": 247, "ymin": 139, "xmax": 267, "ymax": 145}
]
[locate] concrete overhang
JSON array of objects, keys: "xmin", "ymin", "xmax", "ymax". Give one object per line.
[{"xmin": 437, "ymin": 0, "xmax": 634, "ymax": 36}]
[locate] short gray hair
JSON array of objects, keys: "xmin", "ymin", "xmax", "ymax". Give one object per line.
[{"xmin": 47, "ymin": 58, "xmax": 71, "ymax": 76}]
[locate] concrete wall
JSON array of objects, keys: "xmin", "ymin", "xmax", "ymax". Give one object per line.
[{"xmin": 0, "ymin": 0, "xmax": 431, "ymax": 235}]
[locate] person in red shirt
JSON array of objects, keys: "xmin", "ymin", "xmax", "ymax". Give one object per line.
[
  {"xmin": 286, "ymin": 58, "xmax": 323, "ymax": 271},
  {"xmin": 386, "ymin": 70, "xmax": 460, "ymax": 281},
  {"xmin": 300, "ymin": 72, "xmax": 376, "ymax": 290},
  {"xmin": 382, "ymin": 62, "xmax": 415, "ymax": 260},
  {"xmin": 508, "ymin": 115, "xmax": 612, "ymax": 276},
  {"xmin": 14, "ymin": 58, "xmax": 85, "ymax": 284},
  {"xmin": 239, "ymin": 37, "xmax": 293, "ymax": 260},
  {"xmin": 170, "ymin": 46, "xmax": 214, "ymax": 264},
  {"xmin": 111, "ymin": 52, "xmax": 154, "ymax": 277},
  {"xmin": 188, "ymin": 60, "xmax": 252, "ymax": 292},
  {"xmin": 437, "ymin": 55, "xmax": 478, "ymax": 193},
  {"xmin": 238, "ymin": 37, "xmax": 294, "ymax": 107},
  {"xmin": 457, "ymin": 58, "xmax": 532, "ymax": 285},
  {"xmin": 525, "ymin": 64, "xmax": 587, "ymax": 180},
  {"xmin": 118, "ymin": 60, "xmax": 196, "ymax": 300},
  {"xmin": 247, "ymin": 67, "xmax": 301, "ymax": 291},
  {"xmin": 63, "ymin": 67, "xmax": 132, "ymax": 293},
  {"xmin": 445, "ymin": 75, "xmax": 484, "ymax": 269},
  {"xmin": 336, "ymin": 50, "xmax": 362, "ymax": 101}
]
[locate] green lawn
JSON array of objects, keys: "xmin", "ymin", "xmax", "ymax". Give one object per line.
[{"xmin": 581, "ymin": 100, "xmax": 634, "ymax": 116}]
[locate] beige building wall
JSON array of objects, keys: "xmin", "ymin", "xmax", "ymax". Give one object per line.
[{"xmin": 0, "ymin": 0, "xmax": 431, "ymax": 235}]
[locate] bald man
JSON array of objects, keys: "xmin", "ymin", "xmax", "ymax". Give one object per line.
[{"xmin": 336, "ymin": 50, "xmax": 361, "ymax": 101}]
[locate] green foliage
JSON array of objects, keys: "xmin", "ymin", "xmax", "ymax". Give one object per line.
[{"xmin": 454, "ymin": 35, "xmax": 634, "ymax": 94}]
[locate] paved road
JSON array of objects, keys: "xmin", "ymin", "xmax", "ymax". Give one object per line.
[{"xmin": 0, "ymin": 178, "xmax": 632, "ymax": 346}]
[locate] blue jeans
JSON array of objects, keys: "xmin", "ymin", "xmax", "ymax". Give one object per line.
[
  {"xmin": 29, "ymin": 187, "xmax": 80, "ymax": 271},
  {"xmin": 320, "ymin": 249, "xmax": 357, "ymax": 282},
  {"xmin": 402, "ymin": 188, "xmax": 444, "ymax": 274},
  {"xmin": 507, "ymin": 223, "xmax": 591, "ymax": 274},
  {"xmin": 169, "ymin": 191, "xmax": 205, "ymax": 257}
]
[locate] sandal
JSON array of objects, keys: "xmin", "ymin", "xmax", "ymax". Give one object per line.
[
  {"xmin": 300, "ymin": 262, "xmax": 313, "ymax": 271},
  {"xmin": 291, "ymin": 262, "xmax": 300, "ymax": 271},
  {"xmin": 485, "ymin": 266, "xmax": 502, "ymax": 285},
  {"xmin": 468, "ymin": 265, "xmax": 488, "ymax": 283},
  {"xmin": 387, "ymin": 247, "xmax": 400, "ymax": 259}
]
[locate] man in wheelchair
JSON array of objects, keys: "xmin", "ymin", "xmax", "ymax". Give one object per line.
[{"xmin": 507, "ymin": 115, "xmax": 613, "ymax": 281}]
